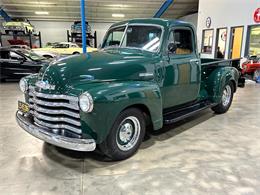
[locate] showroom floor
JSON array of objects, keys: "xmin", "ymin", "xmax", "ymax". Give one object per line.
[{"xmin": 0, "ymin": 81, "xmax": 260, "ymax": 195}]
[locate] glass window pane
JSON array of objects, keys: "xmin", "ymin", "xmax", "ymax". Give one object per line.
[
  {"xmin": 201, "ymin": 29, "xmax": 214, "ymax": 53},
  {"xmin": 248, "ymin": 25, "xmax": 260, "ymax": 56},
  {"xmin": 216, "ymin": 28, "xmax": 227, "ymax": 59}
]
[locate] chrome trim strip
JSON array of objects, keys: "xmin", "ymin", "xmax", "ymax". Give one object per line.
[
  {"xmin": 32, "ymin": 111, "xmax": 81, "ymax": 126},
  {"xmin": 16, "ymin": 111, "xmax": 96, "ymax": 152},
  {"xmin": 29, "ymin": 91, "xmax": 78, "ymax": 102},
  {"xmin": 34, "ymin": 117, "xmax": 81, "ymax": 134},
  {"xmin": 29, "ymin": 104, "xmax": 80, "ymax": 118},
  {"xmin": 29, "ymin": 98, "xmax": 79, "ymax": 110}
]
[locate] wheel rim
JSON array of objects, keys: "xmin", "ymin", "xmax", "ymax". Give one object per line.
[
  {"xmin": 116, "ymin": 116, "xmax": 141, "ymax": 151},
  {"xmin": 222, "ymin": 85, "xmax": 232, "ymax": 107}
]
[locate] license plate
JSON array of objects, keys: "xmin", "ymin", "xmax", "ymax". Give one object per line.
[{"xmin": 18, "ymin": 101, "xmax": 30, "ymax": 114}]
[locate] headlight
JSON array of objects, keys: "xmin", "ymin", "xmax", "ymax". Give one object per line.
[
  {"xmin": 19, "ymin": 78, "xmax": 28, "ymax": 93},
  {"xmin": 79, "ymin": 92, "xmax": 93, "ymax": 112}
]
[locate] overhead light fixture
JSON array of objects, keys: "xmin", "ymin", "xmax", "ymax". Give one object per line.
[
  {"xmin": 112, "ymin": 14, "xmax": 125, "ymax": 18},
  {"xmin": 35, "ymin": 11, "xmax": 49, "ymax": 15}
]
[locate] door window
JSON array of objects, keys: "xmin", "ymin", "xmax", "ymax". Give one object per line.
[
  {"xmin": 169, "ymin": 29, "xmax": 193, "ymax": 55},
  {"xmin": 10, "ymin": 51, "xmax": 24, "ymax": 60},
  {"xmin": 201, "ymin": 29, "xmax": 214, "ymax": 53},
  {"xmin": 0, "ymin": 51, "xmax": 10, "ymax": 59}
]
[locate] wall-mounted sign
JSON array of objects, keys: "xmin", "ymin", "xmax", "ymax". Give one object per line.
[
  {"xmin": 206, "ymin": 17, "xmax": 211, "ymax": 28},
  {"xmin": 254, "ymin": 8, "xmax": 260, "ymax": 23}
]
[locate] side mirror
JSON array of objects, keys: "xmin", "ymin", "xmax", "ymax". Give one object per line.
[{"xmin": 168, "ymin": 42, "xmax": 177, "ymax": 54}]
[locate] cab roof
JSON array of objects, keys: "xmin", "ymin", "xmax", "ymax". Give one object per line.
[{"xmin": 110, "ymin": 18, "xmax": 192, "ymax": 29}]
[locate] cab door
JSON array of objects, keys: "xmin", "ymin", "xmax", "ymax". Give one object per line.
[{"xmin": 162, "ymin": 27, "xmax": 200, "ymax": 109}]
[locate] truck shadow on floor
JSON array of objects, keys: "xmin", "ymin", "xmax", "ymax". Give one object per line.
[{"xmin": 42, "ymin": 109, "xmax": 215, "ymax": 172}]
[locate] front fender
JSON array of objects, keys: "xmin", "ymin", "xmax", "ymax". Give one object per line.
[
  {"xmin": 206, "ymin": 67, "xmax": 239, "ymax": 103},
  {"xmin": 79, "ymin": 81, "xmax": 162, "ymax": 144}
]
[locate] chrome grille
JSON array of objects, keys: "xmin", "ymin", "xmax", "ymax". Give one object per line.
[{"xmin": 28, "ymin": 87, "xmax": 81, "ymax": 134}]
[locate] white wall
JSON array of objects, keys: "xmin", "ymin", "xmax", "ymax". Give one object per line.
[
  {"xmin": 197, "ymin": 0, "xmax": 259, "ymax": 59},
  {"xmin": 179, "ymin": 13, "xmax": 198, "ymax": 30},
  {"xmin": 31, "ymin": 21, "xmax": 113, "ymax": 47}
]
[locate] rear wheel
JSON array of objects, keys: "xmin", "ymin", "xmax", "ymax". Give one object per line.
[
  {"xmin": 73, "ymin": 52, "xmax": 80, "ymax": 55},
  {"xmin": 211, "ymin": 82, "xmax": 234, "ymax": 114},
  {"xmin": 99, "ymin": 108, "xmax": 146, "ymax": 161}
]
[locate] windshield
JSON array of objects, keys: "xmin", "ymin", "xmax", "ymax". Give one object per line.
[
  {"xmin": 102, "ymin": 25, "xmax": 162, "ymax": 52},
  {"xmin": 54, "ymin": 44, "xmax": 69, "ymax": 48},
  {"xmin": 20, "ymin": 49, "xmax": 44, "ymax": 61}
]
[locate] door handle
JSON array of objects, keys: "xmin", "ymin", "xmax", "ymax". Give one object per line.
[{"xmin": 190, "ymin": 59, "xmax": 199, "ymax": 64}]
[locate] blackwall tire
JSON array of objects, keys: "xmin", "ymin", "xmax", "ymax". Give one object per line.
[
  {"xmin": 99, "ymin": 108, "xmax": 146, "ymax": 161},
  {"xmin": 211, "ymin": 82, "xmax": 234, "ymax": 114}
]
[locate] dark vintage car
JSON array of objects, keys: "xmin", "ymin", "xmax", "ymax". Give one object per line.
[{"xmin": 0, "ymin": 48, "xmax": 48, "ymax": 81}]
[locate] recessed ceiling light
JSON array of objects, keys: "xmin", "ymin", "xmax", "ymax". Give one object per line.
[
  {"xmin": 35, "ymin": 11, "xmax": 49, "ymax": 15},
  {"xmin": 28, "ymin": 2, "xmax": 56, "ymax": 5},
  {"xmin": 112, "ymin": 14, "xmax": 125, "ymax": 18}
]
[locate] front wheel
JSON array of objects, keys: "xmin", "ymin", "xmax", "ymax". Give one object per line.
[
  {"xmin": 99, "ymin": 108, "xmax": 146, "ymax": 161},
  {"xmin": 211, "ymin": 82, "xmax": 234, "ymax": 114}
]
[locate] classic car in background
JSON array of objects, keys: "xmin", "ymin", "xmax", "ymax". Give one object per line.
[
  {"xmin": 71, "ymin": 21, "xmax": 92, "ymax": 34},
  {"xmin": 3, "ymin": 18, "xmax": 35, "ymax": 35},
  {"xmin": 33, "ymin": 42, "xmax": 97, "ymax": 55},
  {"xmin": 0, "ymin": 48, "xmax": 48, "ymax": 81},
  {"xmin": 242, "ymin": 55, "xmax": 260, "ymax": 81},
  {"xmin": 4, "ymin": 45, "xmax": 60, "ymax": 59}
]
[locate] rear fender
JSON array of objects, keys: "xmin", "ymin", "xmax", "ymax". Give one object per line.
[{"xmin": 205, "ymin": 67, "xmax": 239, "ymax": 103}]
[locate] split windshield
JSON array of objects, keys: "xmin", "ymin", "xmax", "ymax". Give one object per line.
[{"xmin": 102, "ymin": 25, "xmax": 162, "ymax": 52}]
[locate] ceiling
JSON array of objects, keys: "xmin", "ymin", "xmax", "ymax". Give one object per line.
[{"xmin": 1, "ymin": 0, "xmax": 198, "ymax": 22}]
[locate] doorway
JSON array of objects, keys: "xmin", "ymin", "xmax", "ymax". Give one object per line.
[
  {"xmin": 229, "ymin": 26, "xmax": 244, "ymax": 59},
  {"xmin": 215, "ymin": 28, "xmax": 227, "ymax": 59}
]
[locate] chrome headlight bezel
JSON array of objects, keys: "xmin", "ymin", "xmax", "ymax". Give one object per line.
[
  {"xmin": 79, "ymin": 92, "xmax": 94, "ymax": 113},
  {"xmin": 19, "ymin": 78, "xmax": 28, "ymax": 93}
]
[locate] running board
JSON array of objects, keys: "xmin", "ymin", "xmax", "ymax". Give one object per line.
[{"xmin": 163, "ymin": 102, "xmax": 214, "ymax": 125}]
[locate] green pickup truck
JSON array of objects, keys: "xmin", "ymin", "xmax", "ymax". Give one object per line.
[{"xmin": 16, "ymin": 19, "xmax": 239, "ymax": 160}]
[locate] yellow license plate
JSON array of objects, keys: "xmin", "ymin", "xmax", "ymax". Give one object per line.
[{"xmin": 18, "ymin": 101, "xmax": 30, "ymax": 113}]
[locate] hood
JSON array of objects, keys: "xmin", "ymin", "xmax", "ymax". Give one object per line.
[{"xmin": 38, "ymin": 48, "xmax": 158, "ymax": 92}]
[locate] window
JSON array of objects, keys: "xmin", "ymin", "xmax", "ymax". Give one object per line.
[
  {"xmin": 102, "ymin": 25, "xmax": 162, "ymax": 52},
  {"xmin": 0, "ymin": 51, "xmax": 10, "ymax": 59},
  {"xmin": 201, "ymin": 29, "xmax": 214, "ymax": 53},
  {"xmin": 102, "ymin": 26, "xmax": 126, "ymax": 48},
  {"xmin": 10, "ymin": 51, "xmax": 24, "ymax": 60},
  {"xmin": 215, "ymin": 28, "xmax": 227, "ymax": 59},
  {"xmin": 54, "ymin": 43, "xmax": 69, "ymax": 48},
  {"xmin": 169, "ymin": 29, "xmax": 193, "ymax": 55},
  {"xmin": 121, "ymin": 26, "xmax": 162, "ymax": 52},
  {"xmin": 247, "ymin": 25, "xmax": 260, "ymax": 56}
]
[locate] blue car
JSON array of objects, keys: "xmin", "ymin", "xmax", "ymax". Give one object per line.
[{"xmin": 71, "ymin": 21, "xmax": 91, "ymax": 34}]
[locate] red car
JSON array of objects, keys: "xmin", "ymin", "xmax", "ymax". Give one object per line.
[{"xmin": 242, "ymin": 55, "xmax": 260, "ymax": 80}]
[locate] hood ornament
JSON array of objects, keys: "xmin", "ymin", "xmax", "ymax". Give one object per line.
[{"xmin": 36, "ymin": 80, "xmax": 56, "ymax": 90}]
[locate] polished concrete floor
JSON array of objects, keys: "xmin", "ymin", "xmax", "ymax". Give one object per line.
[{"xmin": 0, "ymin": 81, "xmax": 260, "ymax": 195}]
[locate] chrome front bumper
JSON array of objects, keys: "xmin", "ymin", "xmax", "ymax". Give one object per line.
[{"xmin": 16, "ymin": 111, "xmax": 96, "ymax": 151}]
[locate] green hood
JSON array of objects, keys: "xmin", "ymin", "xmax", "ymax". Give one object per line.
[{"xmin": 38, "ymin": 48, "xmax": 158, "ymax": 92}]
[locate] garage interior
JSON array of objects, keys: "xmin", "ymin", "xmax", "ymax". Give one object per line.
[{"xmin": 0, "ymin": 0, "xmax": 260, "ymax": 195}]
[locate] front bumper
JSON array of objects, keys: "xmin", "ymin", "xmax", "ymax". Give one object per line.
[{"xmin": 16, "ymin": 111, "xmax": 96, "ymax": 151}]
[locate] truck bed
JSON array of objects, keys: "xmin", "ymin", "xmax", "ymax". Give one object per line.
[{"xmin": 201, "ymin": 58, "xmax": 245, "ymax": 87}]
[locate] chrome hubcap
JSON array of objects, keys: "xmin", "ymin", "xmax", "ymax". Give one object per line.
[
  {"xmin": 222, "ymin": 85, "xmax": 232, "ymax": 107},
  {"xmin": 116, "ymin": 116, "xmax": 141, "ymax": 151}
]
